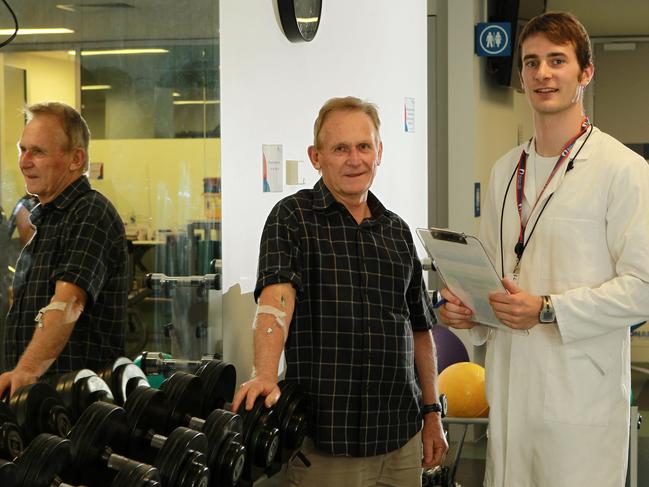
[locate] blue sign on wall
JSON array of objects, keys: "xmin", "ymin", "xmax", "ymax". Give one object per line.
[{"xmin": 475, "ymin": 22, "xmax": 511, "ymax": 57}]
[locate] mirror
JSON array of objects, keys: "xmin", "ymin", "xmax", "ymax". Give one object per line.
[{"xmin": 0, "ymin": 1, "xmax": 221, "ymax": 361}]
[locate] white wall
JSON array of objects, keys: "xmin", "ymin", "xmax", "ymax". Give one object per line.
[
  {"xmin": 445, "ymin": 0, "xmax": 532, "ymax": 236},
  {"xmin": 446, "ymin": 0, "xmax": 478, "ymax": 234},
  {"xmin": 220, "ymin": 0, "xmax": 428, "ymax": 378}
]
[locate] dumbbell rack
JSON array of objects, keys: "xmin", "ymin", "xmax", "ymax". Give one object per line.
[{"xmin": 0, "ymin": 356, "xmax": 309, "ymax": 487}]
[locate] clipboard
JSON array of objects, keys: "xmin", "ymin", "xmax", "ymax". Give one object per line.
[{"xmin": 417, "ymin": 227, "xmax": 527, "ymax": 334}]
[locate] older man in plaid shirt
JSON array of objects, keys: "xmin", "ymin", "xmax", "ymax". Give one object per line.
[
  {"xmin": 232, "ymin": 97, "xmax": 447, "ymax": 487},
  {"xmin": 0, "ymin": 101, "xmax": 128, "ymax": 398}
]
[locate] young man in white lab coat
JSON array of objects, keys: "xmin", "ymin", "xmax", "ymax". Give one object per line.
[{"xmin": 439, "ymin": 11, "xmax": 649, "ymax": 487}]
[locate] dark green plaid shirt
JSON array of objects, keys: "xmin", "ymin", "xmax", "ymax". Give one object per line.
[
  {"xmin": 255, "ymin": 179, "xmax": 435, "ymax": 457},
  {"xmin": 5, "ymin": 176, "xmax": 128, "ymax": 375}
]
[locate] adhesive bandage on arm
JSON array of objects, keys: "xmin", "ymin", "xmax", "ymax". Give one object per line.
[
  {"xmin": 252, "ymin": 304, "xmax": 288, "ymax": 342},
  {"xmin": 34, "ymin": 300, "xmax": 84, "ymax": 329}
]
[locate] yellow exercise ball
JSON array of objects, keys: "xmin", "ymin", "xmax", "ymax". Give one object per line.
[{"xmin": 438, "ymin": 361, "xmax": 489, "ymax": 418}]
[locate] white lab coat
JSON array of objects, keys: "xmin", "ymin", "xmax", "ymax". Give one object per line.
[{"xmin": 475, "ymin": 127, "xmax": 649, "ymax": 487}]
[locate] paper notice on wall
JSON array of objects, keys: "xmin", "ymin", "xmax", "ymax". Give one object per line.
[
  {"xmin": 262, "ymin": 144, "xmax": 283, "ymax": 192},
  {"xmin": 89, "ymin": 162, "xmax": 104, "ymax": 180},
  {"xmin": 404, "ymin": 97, "xmax": 415, "ymax": 133}
]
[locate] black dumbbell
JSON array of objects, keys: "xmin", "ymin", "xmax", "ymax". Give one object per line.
[
  {"xmin": 121, "ymin": 393, "xmax": 210, "ymax": 487},
  {"xmin": 69, "ymin": 401, "xmax": 205, "ymax": 487},
  {"xmin": 138, "ymin": 351, "xmax": 206, "ymax": 378},
  {"xmin": 138, "ymin": 352, "xmax": 236, "ymax": 416},
  {"xmin": 9, "ymin": 382, "xmax": 72, "ymax": 444},
  {"xmin": 109, "ymin": 462, "xmax": 161, "ymax": 487},
  {"xmin": 158, "ymin": 372, "xmax": 204, "ymax": 432},
  {"xmin": 158, "ymin": 371, "xmax": 245, "ymax": 486},
  {"xmin": 198, "ymin": 409, "xmax": 246, "ymax": 487},
  {"xmin": 0, "ymin": 402, "xmax": 25, "ymax": 461},
  {"xmin": 43, "ymin": 369, "xmax": 114, "ymax": 422},
  {"xmin": 13, "ymin": 433, "xmax": 72, "ymax": 487},
  {"xmin": 194, "ymin": 360, "xmax": 236, "ymax": 415},
  {"xmin": 8, "ymin": 431, "xmax": 158, "ymax": 487},
  {"xmin": 99, "ymin": 357, "xmax": 150, "ymax": 406},
  {"xmin": 272, "ymin": 380, "xmax": 309, "ymax": 463},
  {"xmin": 236, "ymin": 397, "xmax": 281, "ymax": 482},
  {"xmin": 125, "ymin": 385, "xmax": 244, "ymax": 487}
]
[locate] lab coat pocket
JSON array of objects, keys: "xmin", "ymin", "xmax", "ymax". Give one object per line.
[
  {"xmin": 543, "ymin": 344, "xmax": 611, "ymax": 426},
  {"xmin": 539, "ymin": 217, "xmax": 606, "ymax": 288}
]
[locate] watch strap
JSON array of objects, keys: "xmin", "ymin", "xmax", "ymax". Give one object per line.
[{"xmin": 422, "ymin": 403, "xmax": 442, "ymax": 415}]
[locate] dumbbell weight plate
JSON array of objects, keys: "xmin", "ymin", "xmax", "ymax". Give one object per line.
[
  {"xmin": 0, "ymin": 402, "xmax": 25, "ymax": 459},
  {"xmin": 113, "ymin": 364, "xmax": 150, "ymax": 406},
  {"xmin": 14, "ymin": 434, "xmax": 72, "ymax": 487},
  {"xmin": 124, "ymin": 387, "xmax": 169, "ymax": 462},
  {"xmin": 46, "ymin": 369, "xmax": 115, "ymax": 422},
  {"xmin": 10, "ymin": 382, "xmax": 72, "ymax": 443},
  {"xmin": 194, "ymin": 360, "xmax": 236, "ymax": 415},
  {"xmin": 203, "ymin": 409, "xmax": 243, "ymax": 442},
  {"xmin": 202, "ymin": 409, "xmax": 245, "ymax": 487},
  {"xmin": 211, "ymin": 430, "xmax": 246, "ymax": 487},
  {"xmin": 275, "ymin": 381, "xmax": 309, "ymax": 453},
  {"xmin": 68, "ymin": 402, "xmax": 130, "ymax": 485},
  {"xmin": 0, "ymin": 459, "xmax": 16, "ymax": 485},
  {"xmin": 44, "ymin": 369, "xmax": 93, "ymax": 420},
  {"xmin": 159, "ymin": 372, "xmax": 204, "ymax": 433},
  {"xmin": 176, "ymin": 450, "xmax": 211, "ymax": 487},
  {"xmin": 154, "ymin": 427, "xmax": 209, "ymax": 487},
  {"xmin": 76, "ymin": 373, "xmax": 115, "ymax": 412},
  {"xmin": 100, "ymin": 358, "xmax": 149, "ymax": 405},
  {"xmin": 237, "ymin": 398, "xmax": 280, "ymax": 469},
  {"xmin": 111, "ymin": 461, "xmax": 161, "ymax": 487},
  {"xmin": 99, "ymin": 357, "xmax": 133, "ymax": 387}
]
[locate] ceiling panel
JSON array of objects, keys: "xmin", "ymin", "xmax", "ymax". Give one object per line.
[
  {"xmin": 0, "ymin": 0, "xmax": 218, "ymax": 49},
  {"xmin": 546, "ymin": 0, "xmax": 649, "ymax": 37}
]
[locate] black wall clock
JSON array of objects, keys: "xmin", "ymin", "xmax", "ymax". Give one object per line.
[{"xmin": 278, "ymin": 0, "xmax": 322, "ymax": 42}]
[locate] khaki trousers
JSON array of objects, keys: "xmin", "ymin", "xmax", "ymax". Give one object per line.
[{"xmin": 286, "ymin": 431, "xmax": 423, "ymax": 487}]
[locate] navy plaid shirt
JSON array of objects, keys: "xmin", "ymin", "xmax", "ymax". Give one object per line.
[
  {"xmin": 5, "ymin": 176, "xmax": 128, "ymax": 375},
  {"xmin": 255, "ymin": 179, "xmax": 435, "ymax": 457}
]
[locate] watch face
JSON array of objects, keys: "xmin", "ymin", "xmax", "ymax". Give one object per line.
[
  {"xmin": 439, "ymin": 394, "xmax": 448, "ymax": 417},
  {"xmin": 540, "ymin": 309, "xmax": 554, "ymax": 323},
  {"xmin": 539, "ymin": 297, "xmax": 555, "ymax": 323}
]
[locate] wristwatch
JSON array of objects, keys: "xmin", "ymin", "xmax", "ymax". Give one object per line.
[
  {"xmin": 539, "ymin": 295, "xmax": 556, "ymax": 323},
  {"xmin": 422, "ymin": 394, "xmax": 448, "ymax": 418}
]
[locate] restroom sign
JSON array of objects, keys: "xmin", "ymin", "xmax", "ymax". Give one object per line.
[{"xmin": 475, "ymin": 22, "xmax": 511, "ymax": 57}]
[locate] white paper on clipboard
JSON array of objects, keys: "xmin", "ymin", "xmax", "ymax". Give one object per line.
[{"xmin": 417, "ymin": 227, "xmax": 528, "ymax": 334}]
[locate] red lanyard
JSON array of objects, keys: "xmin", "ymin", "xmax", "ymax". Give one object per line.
[{"xmin": 514, "ymin": 117, "xmax": 591, "ymax": 260}]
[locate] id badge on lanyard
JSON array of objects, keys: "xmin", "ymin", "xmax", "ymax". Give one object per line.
[{"xmin": 511, "ymin": 118, "xmax": 592, "ymax": 279}]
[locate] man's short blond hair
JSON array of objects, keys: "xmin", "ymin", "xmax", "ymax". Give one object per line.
[
  {"xmin": 313, "ymin": 97, "xmax": 381, "ymax": 149},
  {"xmin": 25, "ymin": 101, "xmax": 91, "ymax": 171}
]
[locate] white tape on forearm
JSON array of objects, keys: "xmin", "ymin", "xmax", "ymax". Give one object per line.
[
  {"xmin": 34, "ymin": 301, "xmax": 68, "ymax": 328},
  {"xmin": 252, "ymin": 304, "xmax": 288, "ymax": 342}
]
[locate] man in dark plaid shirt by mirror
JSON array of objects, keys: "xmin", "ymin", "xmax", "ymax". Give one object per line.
[
  {"xmin": 0, "ymin": 102, "xmax": 128, "ymax": 398},
  {"xmin": 232, "ymin": 97, "xmax": 448, "ymax": 486}
]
